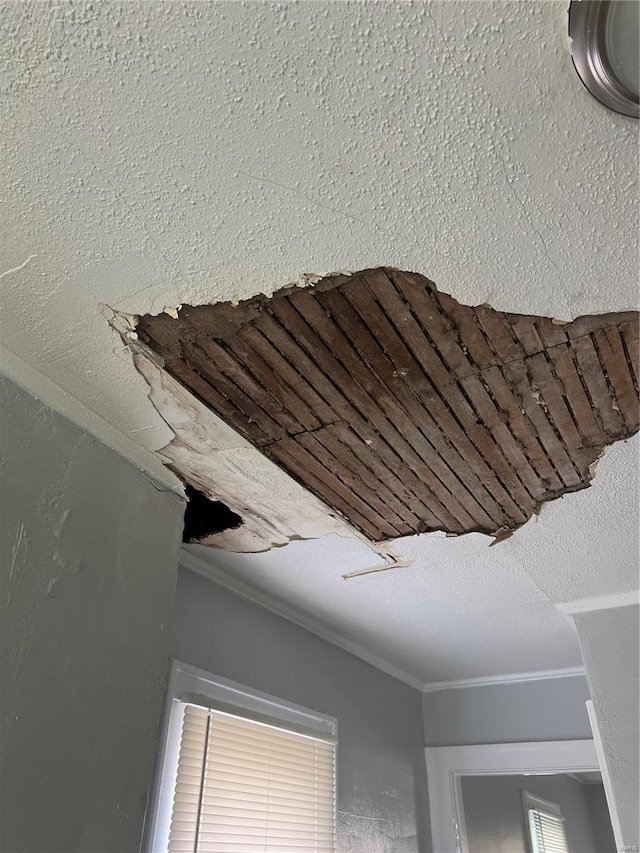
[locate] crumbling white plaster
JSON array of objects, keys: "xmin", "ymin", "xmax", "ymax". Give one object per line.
[{"xmin": 132, "ymin": 347, "xmax": 360, "ymax": 552}]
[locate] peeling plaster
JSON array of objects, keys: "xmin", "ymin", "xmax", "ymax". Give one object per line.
[
  {"xmin": 120, "ymin": 324, "xmax": 363, "ymax": 552},
  {"xmin": 1, "ymin": 0, "xmax": 638, "ymax": 681},
  {"xmin": 129, "ymin": 267, "xmax": 638, "ymax": 550},
  {"xmin": 118, "ymin": 320, "xmax": 426, "ymax": 564}
]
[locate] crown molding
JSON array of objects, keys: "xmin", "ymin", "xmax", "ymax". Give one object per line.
[
  {"xmin": 180, "ymin": 548, "xmax": 589, "ymax": 695},
  {"xmin": 421, "ymin": 666, "xmax": 586, "ymax": 693},
  {"xmin": 0, "ymin": 343, "xmax": 182, "ymax": 496},
  {"xmin": 179, "ymin": 547, "xmax": 427, "ymax": 691},
  {"xmin": 557, "ymin": 589, "xmax": 639, "ymax": 615}
]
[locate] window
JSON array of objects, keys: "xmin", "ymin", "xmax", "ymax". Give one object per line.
[
  {"xmin": 146, "ymin": 662, "xmax": 337, "ymax": 853},
  {"xmin": 522, "ymin": 791, "xmax": 569, "ymax": 853}
]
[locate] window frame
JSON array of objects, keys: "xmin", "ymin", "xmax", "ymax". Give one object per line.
[
  {"xmin": 521, "ymin": 790, "xmax": 568, "ymax": 853},
  {"xmin": 144, "ymin": 660, "xmax": 338, "ymax": 853}
]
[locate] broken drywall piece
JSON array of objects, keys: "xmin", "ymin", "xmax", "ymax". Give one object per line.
[
  {"xmin": 588, "ymin": 450, "xmax": 606, "ymax": 479},
  {"xmin": 342, "ymin": 555, "xmax": 414, "ymax": 580},
  {"xmin": 119, "ymin": 312, "xmax": 139, "ymax": 330},
  {"xmin": 111, "ymin": 320, "xmax": 365, "ymax": 552},
  {"xmin": 489, "ymin": 528, "xmax": 515, "ymax": 547},
  {"xmin": 301, "ymin": 270, "xmax": 352, "ymax": 287},
  {"xmin": 134, "ymin": 266, "xmax": 639, "ymax": 545}
]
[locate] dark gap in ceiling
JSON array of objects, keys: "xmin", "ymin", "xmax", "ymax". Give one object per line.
[
  {"xmin": 138, "ymin": 268, "xmax": 640, "ymax": 543},
  {"xmin": 182, "ymin": 484, "xmax": 243, "ymax": 544}
]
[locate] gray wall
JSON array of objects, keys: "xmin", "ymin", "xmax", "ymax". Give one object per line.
[
  {"xmin": 0, "ymin": 377, "xmax": 184, "ymax": 853},
  {"xmin": 171, "ymin": 566, "xmax": 430, "ymax": 853},
  {"xmin": 422, "ymin": 676, "xmax": 592, "ymax": 746},
  {"xmin": 461, "ymin": 774, "xmax": 612, "ymax": 853},
  {"xmin": 586, "ymin": 784, "xmax": 618, "ymax": 853},
  {"xmin": 575, "ymin": 604, "xmax": 639, "ymax": 848}
]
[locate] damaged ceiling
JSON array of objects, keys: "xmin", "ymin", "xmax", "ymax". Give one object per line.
[
  {"xmin": 137, "ymin": 268, "xmax": 639, "ymax": 543},
  {"xmin": 2, "ymin": 0, "xmax": 638, "ymax": 682}
]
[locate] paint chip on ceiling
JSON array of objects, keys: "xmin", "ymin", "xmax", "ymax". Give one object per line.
[{"xmin": 135, "ymin": 268, "xmax": 639, "ymax": 543}]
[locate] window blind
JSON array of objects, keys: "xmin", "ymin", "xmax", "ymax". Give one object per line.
[
  {"xmin": 167, "ymin": 704, "xmax": 336, "ymax": 853},
  {"xmin": 528, "ymin": 808, "xmax": 569, "ymax": 853}
]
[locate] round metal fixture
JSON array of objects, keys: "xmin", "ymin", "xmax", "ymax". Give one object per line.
[{"xmin": 569, "ymin": 0, "xmax": 639, "ymax": 118}]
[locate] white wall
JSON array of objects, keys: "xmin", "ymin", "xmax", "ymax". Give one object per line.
[
  {"xmin": 422, "ymin": 676, "xmax": 592, "ymax": 747},
  {"xmin": 0, "ymin": 376, "xmax": 185, "ymax": 852},
  {"xmin": 574, "ymin": 604, "xmax": 639, "ymax": 848},
  {"xmin": 170, "ymin": 566, "xmax": 431, "ymax": 853}
]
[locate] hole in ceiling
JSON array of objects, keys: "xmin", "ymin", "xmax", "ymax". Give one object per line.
[
  {"xmin": 136, "ymin": 267, "xmax": 639, "ymax": 543},
  {"xmin": 182, "ymin": 484, "xmax": 243, "ymax": 544}
]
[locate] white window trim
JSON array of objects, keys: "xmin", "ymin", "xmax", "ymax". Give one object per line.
[
  {"xmin": 424, "ymin": 739, "xmax": 600, "ymax": 853},
  {"xmin": 522, "ymin": 790, "xmax": 566, "ymax": 853},
  {"xmin": 143, "ymin": 660, "xmax": 338, "ymax": 853},
  {"xmin": 522, "ymin": 789, "xmax": 563, "ymax": 820}
]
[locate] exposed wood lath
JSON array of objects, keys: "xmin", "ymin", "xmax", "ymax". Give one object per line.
[{"xmin": 137, "ymin": 268, "xmax": 639, "ymax": 542}]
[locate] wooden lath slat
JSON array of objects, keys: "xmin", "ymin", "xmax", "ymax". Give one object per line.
[
  {"xmin": 369, "ymin": 271, "xmax": 535, "ymax": 516},
  {"xmin": 595, "ymin": 326, "xmax": 639, "ymax": 434},
  {"xmin": 137, "ymin": 268, "xmax": 640, "ymax": 542},
  {"xmin": 309, "ymin": 284, "xmax": 510, "ymax": 527},
  {"xmin": 465, "ymin": 308, "xmax": 586, "ymax": 488},
  {"xmin": 432, "ymin": 295, "xmax": 575, "ymax": 495},
  {"xmin": 250, "ymin": 309, "xmax": 456, "ymax": 531},
  {"xmin": 571, "ymin": 334, "xmax": 625, "ymax": 435},
  {"xmin": 141, "ymin": 323, "xmax": 275, "ymax": 448},
  {"xmin": 541, "ymin": 341, "xmax": 604, "ymax": 447},
  {"xmin": 623, "ymin": 321, "xmax": 640, "ymax": 388},
  {"xmin": 321, "ymin": 422, "xmax": 437, "ymax": 530},
  {"xmin": 267, "ymin": 437, "xmax": 401, "ymax": 540},
  {"xmin": 266, "ymin": 296, "xmax": 475, "ymax": 532},
  {"xmin": 293, "ymin": 287, "xmax": 499, "ymax": 530},
  {"xmin": 433, "ymin": 294, "xmax": 563, "ymax": 496},
  {"xmin": 494, "ymin": 314, "xmax": 600, "ymax": 475}
]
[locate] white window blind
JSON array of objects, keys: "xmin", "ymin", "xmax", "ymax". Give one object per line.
[
  {"xmin": 167, "ymin": 704, "xmax": 336, "ymax": 853},
  {"xmin": 523, "ymin": 792, "xmax": 569, "ymax": 853}
]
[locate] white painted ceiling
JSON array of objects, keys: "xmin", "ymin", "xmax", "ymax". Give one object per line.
[{"xmin": 1, "ymin": 1, "xmax": 638, "ymax": 686}]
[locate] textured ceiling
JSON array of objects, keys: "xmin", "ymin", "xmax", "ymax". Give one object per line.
[
  {"xmin": 1, "ymin": 1, "xmax": 638, "ymax": 682},
  {"xmin": 186, "ymin": 429, "xmax": 638, "ymax": 686}
]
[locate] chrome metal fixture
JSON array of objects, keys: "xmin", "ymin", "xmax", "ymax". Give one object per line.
[{"xmin": 569, "ymin": 0, "xmax": 639, "ymax": 118}]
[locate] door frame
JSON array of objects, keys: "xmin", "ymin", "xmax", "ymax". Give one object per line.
[{"xmin": 425, "ymin": 738, "xmax": 600, "ymax": 853}]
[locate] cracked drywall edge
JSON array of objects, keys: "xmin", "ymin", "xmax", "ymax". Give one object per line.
[
  {"xmin": 111, "ymin": 309, "xmax": 419, "ymax": 563},
  {"xmin": 134, "ymin": 269, "xmax": 640, "ymax": 546},
  {"xmin": 111, "ymin": 311, "xmax": 370, "ymax": 552}
]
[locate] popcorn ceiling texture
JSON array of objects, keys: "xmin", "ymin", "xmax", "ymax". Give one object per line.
[
  {"xmin": 1, "ymin": 1, "xmax": 637, "ymax": 460},
  {"xmin": 0, "ymin": 0, "xmax": 638, "ymax": 681}
]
